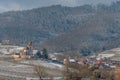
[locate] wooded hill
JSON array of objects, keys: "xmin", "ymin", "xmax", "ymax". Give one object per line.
[{"xmin": 1, "ymin": 1, "xmax": 120, "ymax": 55}]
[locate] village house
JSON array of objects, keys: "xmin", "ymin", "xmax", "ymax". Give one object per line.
[
  {"xmin": 48, "ymin": 52, "xmax": 64, "ymax": 63},
  {"xmin": 110, "ymin": 54, "xmax": 120, "ymax": 66},
  {"xmin": 12, "ymin": 42, "xmax": 34, "ymax": 60}
]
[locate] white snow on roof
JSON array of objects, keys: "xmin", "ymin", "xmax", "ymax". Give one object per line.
[{"xmin": 97, "ymin": 54, "xmax": 115, "ymax": 59}]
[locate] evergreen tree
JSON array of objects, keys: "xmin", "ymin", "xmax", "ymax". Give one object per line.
[
  {"xmin": 36, "ymin": 51, "xmax": 42, "ymax": 58},
  {"xmin": 42, "ymin": 48, "xmax": 48, "ymax": 59}
]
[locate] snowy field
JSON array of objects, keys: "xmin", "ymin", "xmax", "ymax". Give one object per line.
[
  {"xmin": 20, "ymin": 60, "xmax": 63, "ymax": 69},
  {"xmin": 0, "ymin": 59, "xmax": 63, "ymax": 80}
]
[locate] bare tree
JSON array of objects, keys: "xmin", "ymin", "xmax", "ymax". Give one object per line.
[
  {"xmin": 34, "ymin": 65, "xmax": 48, "ymax": 80},
  {"xmin": 63, "ymin": 56, "xmax": 72, "ymax": 80},
  {"xmin": 92, "ymin": 66, "xmax": 114, "ymax": 80},
  {"xmin": 63, "ymin": 56, "xmax": 82, "ymax": 80}
]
